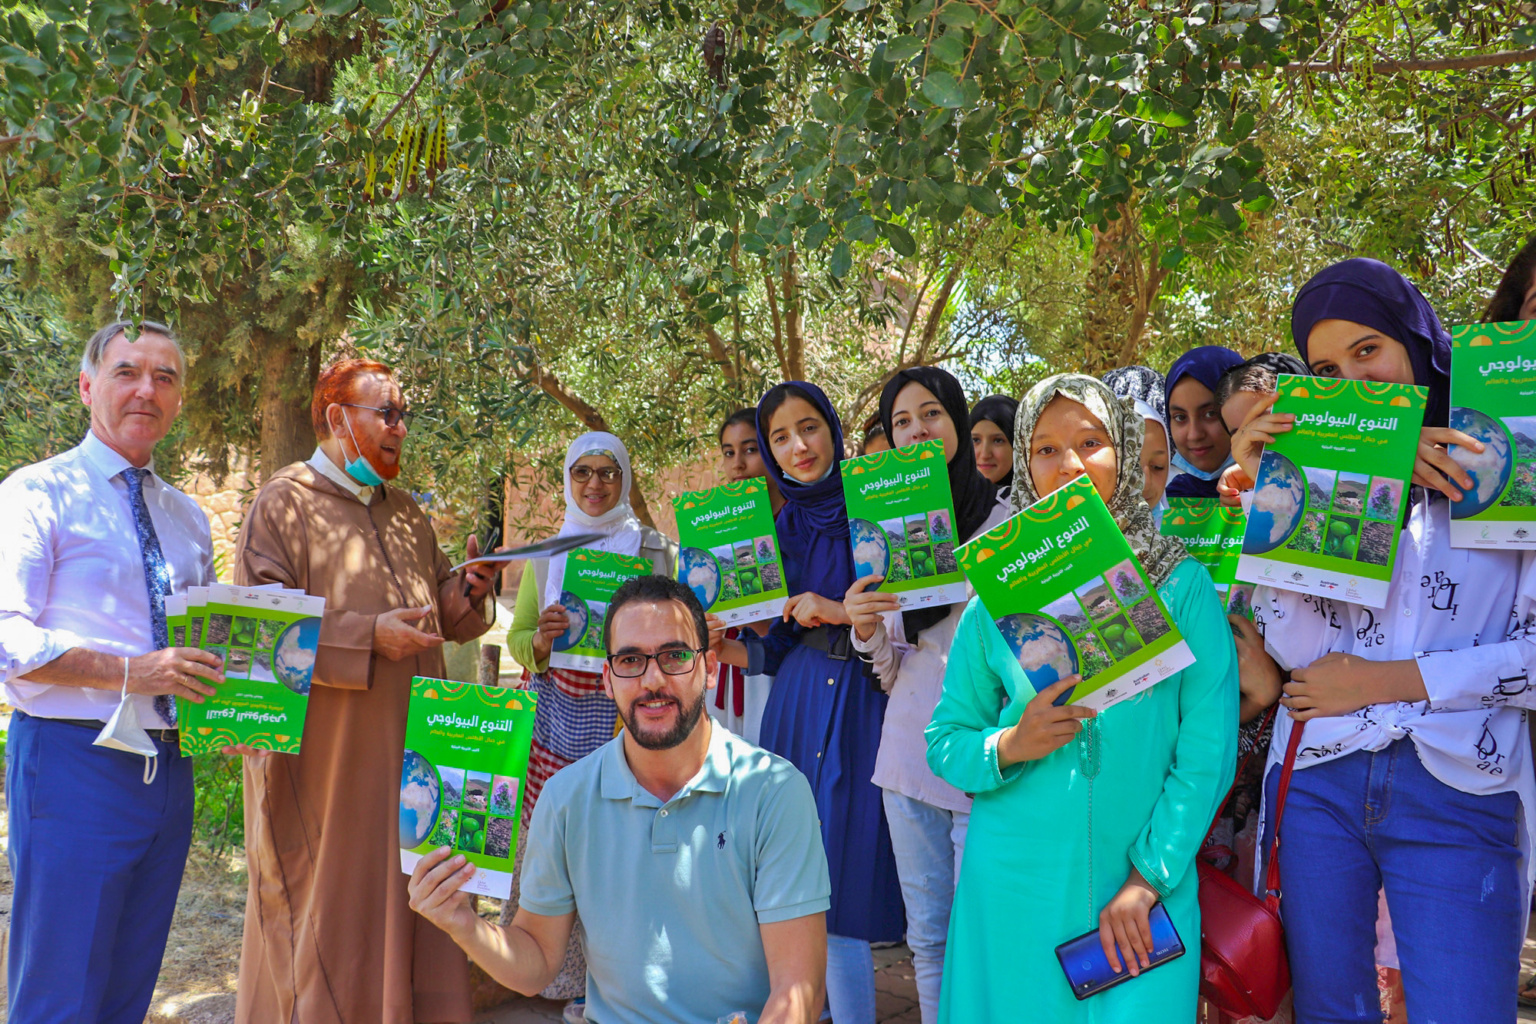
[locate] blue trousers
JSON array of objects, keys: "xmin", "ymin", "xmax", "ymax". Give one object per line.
[
  {"xmin": 1266, "ymin": 737, "xmax": 1523, "ymax": 1024},
  {"xmin": 5, "ymin": 711, "xmax": 194, "ymax": 1024}
]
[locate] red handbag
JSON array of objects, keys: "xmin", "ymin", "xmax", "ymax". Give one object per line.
[{"xmin": 1197, "ymin": 716, "xmax": 1304, "ymax": 1020}]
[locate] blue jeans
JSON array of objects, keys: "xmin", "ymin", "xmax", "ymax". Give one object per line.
[
  {"xmin": 6, "ymin": 711, "xmax": 194, "ymax": 1024},
  {"xmin": 882, "ymin": 789, "xmax": 968, "ymax": 1024},
  {"xmin": 825, "ymin": 933, "xmax": 875, "ymax": 1024},
  {"xmin": 1266, "ymin": 738, "xmax": 1522, "ymax": 1024}
]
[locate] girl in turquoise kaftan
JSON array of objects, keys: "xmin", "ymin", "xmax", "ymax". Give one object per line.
[{"xmin": 925, "ymin": 374, "xmax": 1237, "ymax": 1022}]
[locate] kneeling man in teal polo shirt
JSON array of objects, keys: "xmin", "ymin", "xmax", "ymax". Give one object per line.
[{"xmin": 409, "ymin": 574, "xmax": 830, "ymax": 1023}]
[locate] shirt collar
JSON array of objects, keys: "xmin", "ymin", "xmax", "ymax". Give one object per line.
[
  {"xmin": 599, "ymin": 720, "xmax": 733, "ymax": 807},
  {"xmin": 306, "ymin": 446, "xmax": 376, "ymax": 504},
  {"xmin": 79, "ymin": 429, "xmax": 155, "ymax": 483}
]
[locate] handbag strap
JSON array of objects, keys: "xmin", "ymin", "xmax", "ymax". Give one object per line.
[{"xmin": 1262, "ymin": 717, "xmax": 1306, "ymax": 904}]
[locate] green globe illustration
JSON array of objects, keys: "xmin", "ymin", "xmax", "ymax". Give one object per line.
[
  {"xmin": 1244, "ymin": 452, "xmax": 1305, "ymax": 554},
  {"xmin": 850, "ymin": 518, "xmax": 891, "ymax": 579},
  {"xmin": 995, "ymin": 614, "xmax": 1078, "ymax": 704},
  {"xmin": 551, "ymin": 590, "xmax": 590, "ymax": 652},
  {"xmin": 1449, "ymin": 407, "xmax": 1513, "ymax": 518},
  {"xmin": 678, "ymin": 547, "xmax": 722, "ymax": 608},
  {"xmin": 399, "ymin": 749, "xmax": 440, "ymax": 849},
  {"xmin": 272, "ymin": 616, "xmax": 320, "ymax": 694}
]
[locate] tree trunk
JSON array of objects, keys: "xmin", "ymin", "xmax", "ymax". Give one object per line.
[
  {"xmin": 1081, "ymin": 200, "xmax": 1169, "ymax": 374},
  {"xmin": 255, "ymin": 328, "xmax": 317, "ymax": 481}
]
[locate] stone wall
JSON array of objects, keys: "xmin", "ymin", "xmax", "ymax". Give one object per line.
[{"xmin": 183, "ymin": 459, "xmax": 254, "ymax": 581}]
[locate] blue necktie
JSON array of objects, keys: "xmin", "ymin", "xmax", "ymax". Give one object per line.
[{"xmin": 123, "ymin": 467, "xmax": 176, "ymax": 727}]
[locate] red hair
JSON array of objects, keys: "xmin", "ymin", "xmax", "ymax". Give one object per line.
[{"xmin": 311, "ymin": 358, "xmax": 393, "ymax": 440}]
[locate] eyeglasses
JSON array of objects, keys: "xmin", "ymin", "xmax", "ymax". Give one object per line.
[
  {"xmin": 570, "ymin": 465, "xmax": 621, "ymax": 484},
  {"xmin": 606, "ymin": 647, "xmax": 706, "ymax": 678},
  {"xmin": 338, "ymin": 403, "xmax": 412, "ymax": 428}
]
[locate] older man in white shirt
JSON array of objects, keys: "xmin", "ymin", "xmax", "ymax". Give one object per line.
[{"xmin": 0, "ymin": 320, "xmax": 226, "ymax": 1024}]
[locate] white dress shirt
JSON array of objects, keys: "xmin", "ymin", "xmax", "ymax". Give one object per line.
[
  {"xmin": 1254, "ymin": 493, "xmax": 1536, "ymax": 885},
  {"xmin": 0, "ymin": 431, "xmax": 214, "ymax": 727}
]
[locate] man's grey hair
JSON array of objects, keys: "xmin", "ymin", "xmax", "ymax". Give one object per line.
[{"xmin": 80, "ymin": 320, "xmax": 186, "ymax": 378}]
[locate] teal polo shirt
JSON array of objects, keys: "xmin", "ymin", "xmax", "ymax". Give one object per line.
[{"xmin": 520, "ymin": 722, "xmax": 830, "ymax": 1024}]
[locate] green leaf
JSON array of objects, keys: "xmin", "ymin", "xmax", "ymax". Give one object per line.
[
  {"xmin": 288, "ymin": 13, "xmax": 317, "ymax": 31},
  {"xmin": 967, "ymin": 185, "xmax": 1002, "ymax": 215},
  {"xmin": 208, "ymin": 12, "xmax": 243, "ymax": 33},
  {"xmin": 920, "ymin": 71, "xmax": 965, "ymax": 108},
  {"xmin": 883, "ymin": 220, "xmax": 917, "ymax": 256},
  {"xmin": 803, "ymin": 222, "xmax": 832, "ymax": 249},
  {"xmin": 930, "ymin": 33, "xmax": 966, "ymax": 66},
  {"xmin": 321, "ymin": 0, "xmax": 360, "ymax": 14},
  {"xmin": 1082, "ymin": 29, "xmax": 1121, "ymax": 56},
  {"xmin": 830, "ymin": 241, "xmax": 852, "ymax": 278},
  {"xmin": 885, "ymin": 36, "xmax": 925, "ymax": 63},
  {"xmin": 1159, "ymin": 245, "xmax": 1186, "ymax": 270},
  {"xmin": 938, "ymin": 3, "xmax": 978, "ymax": 29},
  {"xmin": 785, "ymin": 0, "xmax": 824, "ymax": 17},
  {"xmin": 810, "ymin": 91, "xmax": 841, "ymax": 123}
]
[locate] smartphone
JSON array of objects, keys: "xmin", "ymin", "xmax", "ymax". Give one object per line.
[{"xmin": 1055, "ymin": 901, "xmax": 1185, "ymax": 1000}]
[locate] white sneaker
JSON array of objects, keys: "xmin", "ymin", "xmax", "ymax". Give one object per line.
[{"xmin": 562, "ymin": 999, "xmax": 587, "ymax": 1024}]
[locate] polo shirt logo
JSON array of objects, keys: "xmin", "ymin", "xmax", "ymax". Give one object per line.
[{"xmin": 717, "ymin": 830, "xmax": 727, "ymax": 850}]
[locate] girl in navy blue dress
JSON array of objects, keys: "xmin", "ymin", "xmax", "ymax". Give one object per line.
[{"xmin": 715, "ymin": 381, "xmax": 904, "ymax": 1024}]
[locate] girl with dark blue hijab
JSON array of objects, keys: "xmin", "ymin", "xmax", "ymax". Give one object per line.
[
  {"xmin": 1238, "ymin": 258, "xmax": 1535, "ymax": 1024},
  {"xmin": 1164, "ymin": 345, "xmax": 1246, "ymax": 498},
  {"xmin": 713, "ymin": 381, "xmax": 903, "ymax": 1024}
]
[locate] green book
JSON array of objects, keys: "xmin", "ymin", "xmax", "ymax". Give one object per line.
[
  {"xmin": 957, "ymin": 476, "xmax": 1193, "ymax": 712},
  {"xmin": 1237, "ymin": 375, "xmax": 1426, "ymax": 609},
  {"xmin": 548, "ymin": 548, "xmax": 655, "ymax": 672},
  {"xmin": 177, "ymin": 584, "xmax": 325, "ymax": 755},
  {"xmin": 398, "ymin": 677, "xmax": 538, "ymax": 900},
  {"xmin": 1160, "ymin": 498, "xmax": 1252, "ymax": 615},
  {"xmin": 673, "ymin": 478, "xmax": 789, "ymax": 625},
  {"xmin": 1448, "ymin": 319, "xmax": 1536, "ymax": 549},
  {"xmin": 842, "ymin": 439, "xmax": 967, "ymax": 611}
]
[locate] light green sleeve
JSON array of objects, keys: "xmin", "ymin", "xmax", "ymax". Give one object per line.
[
  {"xmin": 509, "ymin": 562, "xmax": 549, "ymax": 675},
  {"xmin": 925, "ymin": 596, "xmax": 1031, "ymax": 794},
  {"xmin": 1129, "ymin": 558, "xmax": 1239, "ymax": 898}
]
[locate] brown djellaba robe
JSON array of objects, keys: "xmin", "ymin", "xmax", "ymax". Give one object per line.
[{"xmin": 232, "ymin": 462, "xmax": 492, "ymax": 1024}]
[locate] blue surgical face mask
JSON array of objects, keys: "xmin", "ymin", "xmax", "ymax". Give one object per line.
[
  {"xmin": 340, "ymin": 408, "xmax": 385, "ymax": 488},
  {"xmin": 1171, "ymin": 450, "xmax": 1232, "ymax": 482}
]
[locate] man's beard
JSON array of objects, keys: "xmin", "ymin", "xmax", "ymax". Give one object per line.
[
  {"xmin": 620, "ymin": 688, "xmax": 708, "ymax": 750},
  {"xmin": 357, "ymin": 432, "xmax": 401, "ymax": 480}
]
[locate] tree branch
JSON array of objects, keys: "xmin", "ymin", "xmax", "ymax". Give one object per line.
[
  {"xmin": 1237, "ymin": 47, "xmax": 1536, "ymax": 75},
  {"xmin": 676, "ymin": 286, "xmax": 740, "ymax": 382},
  {"xmin": 375, "ymin": 45, "xmax": 441, "ymax": 134},
  {"xmin": 782, "ymin": 249, "xmax": 803, "ymax": 381},
  {"xmin": 763, "ymin": 263, "xmax": 788, "ymax": 379}
]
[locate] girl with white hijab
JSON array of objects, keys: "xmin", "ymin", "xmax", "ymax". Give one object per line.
[{"xmin": 501, "ymin": 431, "xmax": 675, "ymax": 1017}]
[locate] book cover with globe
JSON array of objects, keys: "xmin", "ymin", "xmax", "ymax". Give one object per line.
[
  {"xmin": 957, "ymin": 476, "xmax": 1194, "ymax": 713},
  {"xmin": 399, "ymin": 677, "xmax": 537, "ymax": 900},
  {"xmin": 1447, "ymin": 319, "xmax": 1536, "ymax": 549},
  {"xmin": 673, "ymin": 478, "xmax": 789, "ymax": 625},
  {"xmin": 1236, "ymin": 375, "xmax": 1426, "ymax": 608},
  {"xmin": 176, "ymin": 584, "xmax": 327, "ymax": 755},
  {"xmin": 842, "ymin": 439, "xmax": 967, "ymax": 611},
  {"xmin": 1160, "ymin": 498, "xmax": 1250, "ymax": 614},
  {"xmin": 548, "ymin": 548, "xmax": 654, "ymax": 672}
]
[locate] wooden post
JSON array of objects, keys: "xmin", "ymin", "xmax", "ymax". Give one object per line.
[{"xmin": 478, "ymin": 644, "xmax": 501, "ymax": 688}]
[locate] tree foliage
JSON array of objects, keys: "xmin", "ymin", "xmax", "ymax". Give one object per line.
[{"xmin": 1, "ymin": 0, "xmax": 1533, "ymax": 531}]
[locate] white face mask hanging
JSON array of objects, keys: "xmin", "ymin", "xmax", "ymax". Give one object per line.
[{"xmin": 94, "ymin": 656, "xmax": 160, "ymax": 783}]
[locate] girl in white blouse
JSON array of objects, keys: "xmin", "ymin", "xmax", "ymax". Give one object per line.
[{"xmin": 1228, "ymin": 257, "xmax": 1536, "ymax": 1024}]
